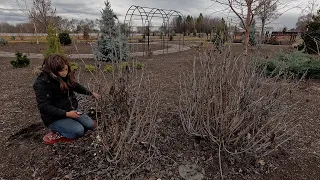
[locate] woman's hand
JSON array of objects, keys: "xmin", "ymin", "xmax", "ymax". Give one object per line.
[
  {"xmin": 66, "ymin": 110, "xmax": 80, "ymax": 119},
  {"xmin": 92, "ymin": 92, "xmax": 100, "ymax": 99}
]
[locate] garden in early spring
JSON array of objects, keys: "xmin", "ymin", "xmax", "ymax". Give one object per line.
[{"xmin": 0, "ymin": 0, "xmax": 320, "ymax": 179}]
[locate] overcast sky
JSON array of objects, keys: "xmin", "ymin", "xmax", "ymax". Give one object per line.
[{"xmin": 0, "ymin": 0, "xmax": 312, "ymax": 30}]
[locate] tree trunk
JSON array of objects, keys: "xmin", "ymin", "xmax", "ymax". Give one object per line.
[
  {"xmin": 244, "ymin": 1, "xmax": 253, "ymax": 55},
  {"xmin": 260, "ymin": 19, "xmax": 266, "ymax": 44},
  {"xmin": 33, "ymin": 21, "xmax": 39, "ymax": 45},
  {"xmin": 244, "ymin": 28, "xmax": 250, "ymax": 55}
]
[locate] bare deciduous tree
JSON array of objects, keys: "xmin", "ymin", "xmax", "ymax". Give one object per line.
[
  {"xmin": 302, "ymin": 0, "xmax": 319, "ymax": 20},
  {"xmin": 296, "ymin": 14, "xmax": 313, "ymax": 32},
  {"xmin": 171, "ymin": 15, "xmax": 184, "ymax": 34},
  {"xmin": 0, "ymin": 22, "xmax": 32, "ymax": 33},
  {"xmin": 16, "ymin": 0, "xmax": 57, "ymax": 43},
  {"xmin": 212, "ymin": 0, "xmax": 297, "ymax": 54},
  {"xmin": 57, "ymin": 18, "xmax": 78, "ymax": 32},
  {"xmin": 30, "ymin": 0, "xmax": 57, "ymax": 32},
  {"xmin": 16, "ymin": 0, "xmax": 39, "ymax": 44},
  {"xmin": 203, "ymin": 16, "xmax": 224, "ymax": 40},
  {"xmin": 256, "ymin": 0, "xmax": 278, "ymax": 43},
  {"xmin": 257, "ymin": 0, "xmax": 298, "ymax": 44},
  {"xmin": 77, "ymin": 19, "xmax": 95, "ymax": 35},
  {"xmin": 296, "ymin": 0, "xmax": 319, "ymax": 32},
  {"xmin": 212, "ymin": 0, "xmax": 264, "ymax": 54}
]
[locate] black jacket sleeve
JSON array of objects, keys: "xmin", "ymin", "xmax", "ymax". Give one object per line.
[
  {"xmin": 73, "ymin": 83, "xmax": 92, "ymax": 95},
  {"xmin": 33, "ymin": 81, "xmax": 67, "ymax": 118}
]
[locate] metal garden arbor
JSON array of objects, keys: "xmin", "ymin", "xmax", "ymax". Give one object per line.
[{"xmin": 124, "ymin": 5, "xmax": 185, "ymax": 55}]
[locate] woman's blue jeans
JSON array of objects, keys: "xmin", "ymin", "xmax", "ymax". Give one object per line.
[{"xmin": 48, "ymin": 114, "xmax": 94, "ymax": 139}]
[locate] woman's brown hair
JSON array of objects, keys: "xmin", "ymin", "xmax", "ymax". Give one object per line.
[{"xmin": 42, "ymin": 54, "xmax": 77, "ymax": 91}]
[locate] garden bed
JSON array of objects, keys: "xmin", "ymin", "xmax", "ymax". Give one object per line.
[{"xmin": 0, "ymin": 44, "xmax": 319, "ymax": 179}]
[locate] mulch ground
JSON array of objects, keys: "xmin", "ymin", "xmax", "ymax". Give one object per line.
[{"xmin": 0, "ymin": 44, "xmax": 319, "ymax": 179}]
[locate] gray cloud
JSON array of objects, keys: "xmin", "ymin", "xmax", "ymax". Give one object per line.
[
  {"xmin": 271, "ymin": 13, "xmax": 302, "ymax": 30},
  {"xmin": 0, "ymin": 8, "xmax": 27, "ymax": 23},
  {"xmin": 0, "ymin": 0, "xmax": 303, "ymax": 28}
]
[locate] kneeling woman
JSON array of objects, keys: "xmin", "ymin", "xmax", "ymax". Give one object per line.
[{"xmin": 33, "ymin": 54, "xmax": 99, "ymax": 140}]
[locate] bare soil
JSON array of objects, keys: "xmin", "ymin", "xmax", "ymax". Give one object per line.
[{"xmin": 0, "ymin": 44, "xmax": 319, "ymax": 179}]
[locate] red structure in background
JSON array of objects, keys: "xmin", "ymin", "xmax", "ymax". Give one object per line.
[
  {"xmin": 232, "ymin": 31, "xmax": 302, "ymax": 45},
  {"xmin": 267, "ymin": 31, "xmax": 302, "ymax": 45}
]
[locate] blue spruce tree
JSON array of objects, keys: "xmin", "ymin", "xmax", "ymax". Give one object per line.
[{"xmin": 98, "ymin": 1, "xmax": 129, "ymax": 62}]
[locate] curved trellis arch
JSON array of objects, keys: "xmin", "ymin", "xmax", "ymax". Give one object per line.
[{"xmin": 124, "ymin": 5, "xmax": 185, "ymax": 55}]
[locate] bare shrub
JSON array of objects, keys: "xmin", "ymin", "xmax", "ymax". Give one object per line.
[
  {"xmin": 179, "ymin": 46, "xmax": 298, "ymax": 176},
  {"xmin": 77, "ymin": 61, "xmax": 159, "ymax": 159},
  {"xmin": 71, "ymin": 36, "xmax": 159, "ymax": 178},
  {"xmin": 98, "ymin": 67, "xmax": 159, "ymax": 162}
]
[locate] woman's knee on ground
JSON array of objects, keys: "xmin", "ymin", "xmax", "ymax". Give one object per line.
[
  {"xmin": 72, "ymin": 125, "xmax": 85, "ymax": 137},
  {"xmin": 48, "ymin": 118, "xmax": 86, "ymax": 139},
  {"xmin": 76, "ymin": 115, "xmax": 94, "ymax": 130}
]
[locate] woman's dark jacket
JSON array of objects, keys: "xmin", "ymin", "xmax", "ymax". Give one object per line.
[{"xmin": 33, "ymin": 72, "xmax": 92, "ymax": 127}]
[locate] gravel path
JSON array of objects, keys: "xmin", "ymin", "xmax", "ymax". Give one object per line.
[{"xmin": 0, "ymin": 43, "xmax": 190, "ymax": 59}]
